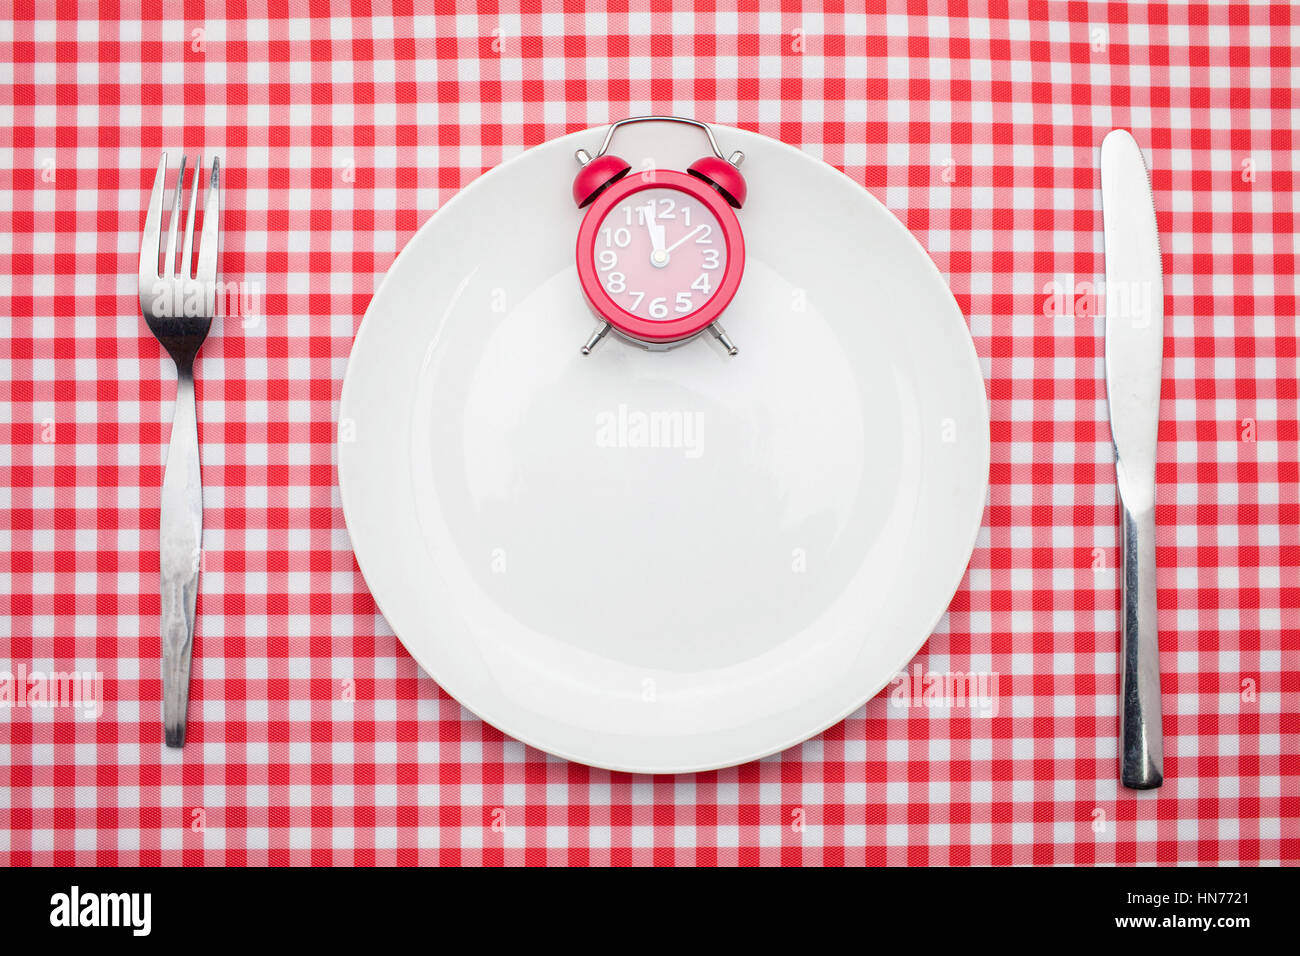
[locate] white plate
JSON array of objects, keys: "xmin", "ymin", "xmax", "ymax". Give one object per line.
[{"xmin": 339, "ymin": 122, "xmax": 989, "ymax": 773}]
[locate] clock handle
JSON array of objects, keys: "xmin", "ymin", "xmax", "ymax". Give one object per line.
[
  {"xmin": 576, "ymin": 117, "xmax": 748, "ymax": 210},
  {"xmin": 590, "ymin": 116, "xmax": 729, "ymax": 162}
]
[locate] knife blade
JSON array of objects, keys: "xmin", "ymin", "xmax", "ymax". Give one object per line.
[{"xmin": 1101, "ymin": 129, "xmax": 1165, "ymax": 789}]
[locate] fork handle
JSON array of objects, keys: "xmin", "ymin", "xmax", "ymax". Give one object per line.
[{"xmin": 161, "ymin": 364, "xmax": 202, "ymax": 747}]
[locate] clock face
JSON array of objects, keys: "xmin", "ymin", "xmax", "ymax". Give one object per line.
[{"xmin": 591, "ymin": 187, "xmax": 728, "ymax": 322}]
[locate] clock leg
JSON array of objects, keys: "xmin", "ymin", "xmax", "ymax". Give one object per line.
[
  {"xmin": 581, "ymin": 322, "xmax": 611, "ymax": 355},
  {"xmin": 709, "ymin": 323, "xmax": 738, "ymax": 356}
]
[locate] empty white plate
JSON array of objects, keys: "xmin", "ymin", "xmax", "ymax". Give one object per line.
[{"xmin": 338, "ymin": 122, "xmax": 989, "ymax": 773}]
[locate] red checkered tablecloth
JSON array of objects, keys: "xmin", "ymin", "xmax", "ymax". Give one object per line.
[{"xmin": 1, "ymin": 2, "xmax": 1296, "ymax": 866}]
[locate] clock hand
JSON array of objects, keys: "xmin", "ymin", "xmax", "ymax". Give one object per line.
[
  {"xmin": 664, "ymin": 224, "xmax": 707, "ymax": 254},
  {"xmin": 642, "ymin": 202, "xmax": 666, "ymax": 253}
]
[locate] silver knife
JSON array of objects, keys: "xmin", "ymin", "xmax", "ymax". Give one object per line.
[{"xmin": 1101, "ymin": 129, "xmax": 1165, "ymax": 789}]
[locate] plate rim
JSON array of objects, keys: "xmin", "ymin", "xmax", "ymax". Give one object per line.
[{"xmin": 339, "ymin": 125, "xmax": 991, "ymax": 774}]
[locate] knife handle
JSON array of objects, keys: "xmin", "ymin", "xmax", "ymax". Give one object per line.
[{"xmin": 1119, "ymin": 496, "xmax": 1163, "ymax": 788}]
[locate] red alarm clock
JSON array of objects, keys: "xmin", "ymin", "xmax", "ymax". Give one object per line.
[{"xmin": 572, "ymin": 117, "xmax": 747, "ymax": 355}]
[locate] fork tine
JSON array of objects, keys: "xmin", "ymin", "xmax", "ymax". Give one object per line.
[
  {"xmin": 181, "ymin": 154, "xmax": 201, "ymax": 280},
  {"xmin": 163, "ymin": 155, "xmax": 187, "ymax": 278},
  {"xmin": 139, "ymin": 153, "xmax": 168, "ymax": 280},
  {"xmin": 196, "ymin": 157, "xmax": 220, "ymax": 288}
]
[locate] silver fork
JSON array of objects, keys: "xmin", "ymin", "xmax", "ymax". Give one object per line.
[{"xmin": 138, "ymin": 153, "xmax": 220, "ymax": 747}]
